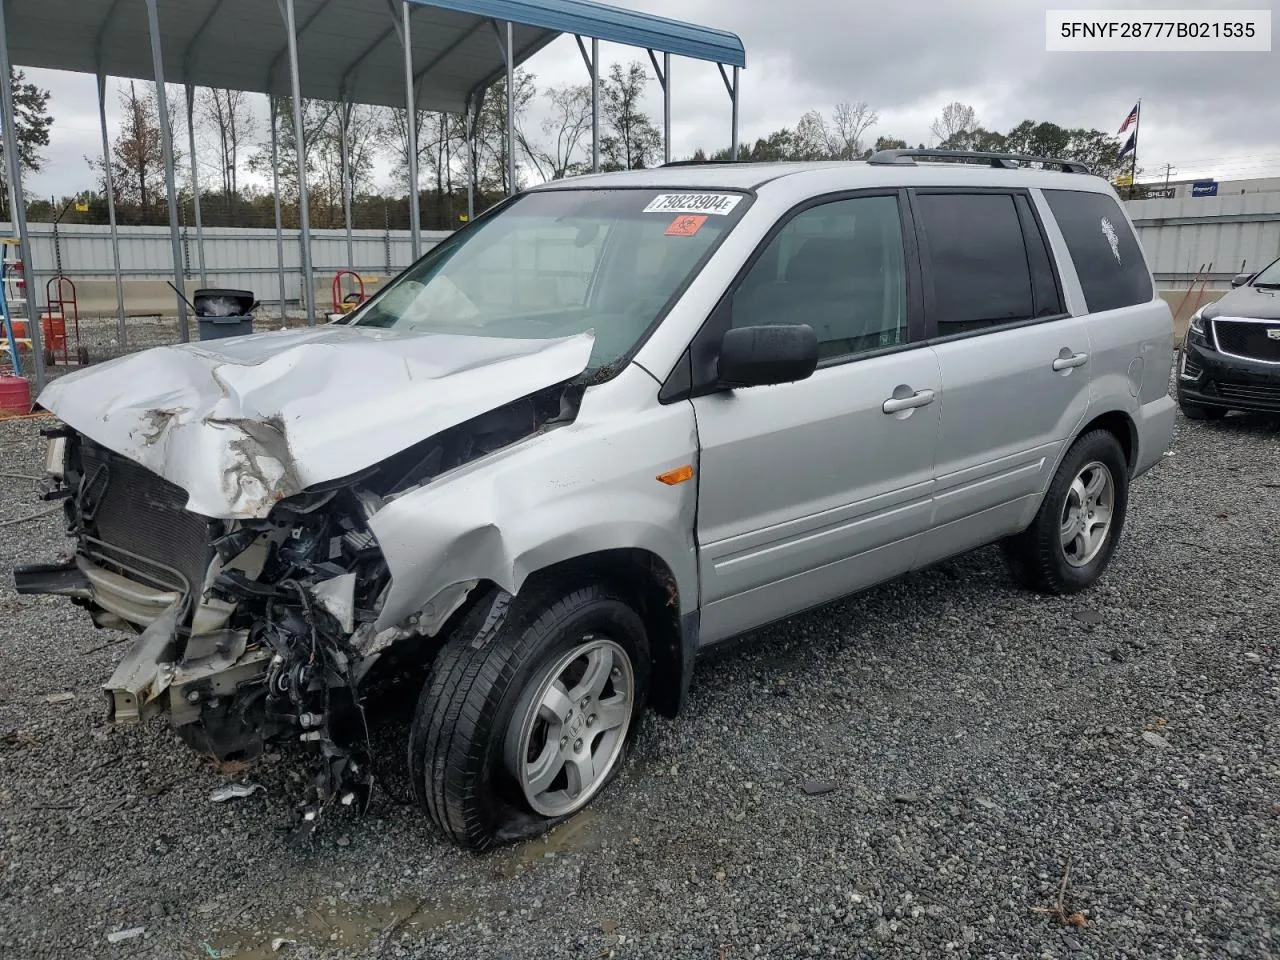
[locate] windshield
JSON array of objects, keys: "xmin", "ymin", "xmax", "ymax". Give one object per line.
[
  {"xmin": 352, "ymin": 187, "xmax": 751, "ymax": 371},
  {"xmin": 1251, "ymin": 256, "xmax": 1280, "ymax": 287}
]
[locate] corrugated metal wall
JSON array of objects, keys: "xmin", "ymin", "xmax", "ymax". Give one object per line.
[
  {"xmin": 1125, "ymin": 192, "xmax": 1280, "ymax": 290},
  {"xmin": 1, "ymin": 223, "xmax": 452, "ymax": 303}
]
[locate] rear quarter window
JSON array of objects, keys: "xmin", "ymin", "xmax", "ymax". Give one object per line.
[{"xmin": 1042, "ymin": 189, "xmax": 1153, "ymax": 313}]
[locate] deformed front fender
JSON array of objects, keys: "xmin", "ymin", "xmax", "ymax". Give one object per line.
[{"xmin": 367, "ymin": 366, "xmax": 700, "ymax": 633}]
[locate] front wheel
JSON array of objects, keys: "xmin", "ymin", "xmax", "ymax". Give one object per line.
[
  {"xmin": 408, "ymin": 581, "xmax": 650, "ymax": 850},
  {"xmin": 1003, "ymin": 429, "xmax": 1130, "ymax": 595}
]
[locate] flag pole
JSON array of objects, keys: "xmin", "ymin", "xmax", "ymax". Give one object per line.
[{"xmin": 1129, "ymin": 99, "xmax": 1141, "ymax": 199}]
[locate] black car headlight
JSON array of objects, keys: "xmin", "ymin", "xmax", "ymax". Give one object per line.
[{"xmin": 1186, "ymin": 307, "xmax": 1210, "ymax": 346}]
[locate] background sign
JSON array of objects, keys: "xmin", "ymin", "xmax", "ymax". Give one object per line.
[{"xmin": 1192, "ymin": 180, "xmax": 1219, "ymax": 197}]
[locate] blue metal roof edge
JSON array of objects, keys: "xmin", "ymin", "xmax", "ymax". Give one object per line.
[{"xmin": 408, "ymin": 0, "xmax": 746, "ymax": 67}]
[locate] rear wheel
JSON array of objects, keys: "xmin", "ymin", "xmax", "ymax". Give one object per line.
[
  {"xmin": 1003, "ymin": 429, "xmax": 1129, "ymax": 595},
  {"xmin": 408, "ymin": 580, "xmax": 649, "ymax": 850}
]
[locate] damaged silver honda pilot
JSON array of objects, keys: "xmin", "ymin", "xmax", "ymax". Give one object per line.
[{"xmin": 16, "ymin": 152, "xmax": 1175, "ymax": 849}]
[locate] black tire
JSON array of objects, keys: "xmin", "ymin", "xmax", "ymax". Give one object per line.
[
  {"xmin": 1178, "ymin": 400, "xmax": 1227, "ymax": 421},
  {"xmin": 1003, "ymin": 429, "xmax": 1129, "ymax": 595},
  {"xmin": 408, "ymin": 579, "xmax": 650, "ymax": 850}
]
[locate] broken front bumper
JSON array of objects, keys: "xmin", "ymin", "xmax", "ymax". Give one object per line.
[{"xmin": 14, "ymin": 559, "xmax": 270, "ymax": 726}]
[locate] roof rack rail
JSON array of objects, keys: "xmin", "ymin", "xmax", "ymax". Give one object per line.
[
  {"xmin": 866, "ymin": 148, "xmax": 1092, "ymax": 175},
  {"xmin": 660, "ymin": 158, "xmax": 745, "ymax": 167}
]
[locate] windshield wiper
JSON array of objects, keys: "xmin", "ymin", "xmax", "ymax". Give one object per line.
[{"xmin": 1251, "ymin": 281, "xmax": 1280, "ymax": 289}]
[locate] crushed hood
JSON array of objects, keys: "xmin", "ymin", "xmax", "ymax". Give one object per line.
[{"xmin": 38, "ymin": 324, "xmax": 594, "ymax": 520}]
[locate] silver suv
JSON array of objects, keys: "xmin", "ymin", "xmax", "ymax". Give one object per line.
[{"xmin": 15, "ymin": 150, "xmax": 1175, "ymax": 848}]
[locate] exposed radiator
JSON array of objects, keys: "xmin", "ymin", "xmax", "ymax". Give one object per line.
[{"xmin": 77, "ymin": 440, "xmax": 215, "ymax": 598}]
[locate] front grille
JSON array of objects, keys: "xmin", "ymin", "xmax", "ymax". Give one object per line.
[
  {"xmin": 1215, "ymin": 382, "xmax": 1280, "ymax": 410},
  {"xmin": 1213, "ymin": 319, "xmax": 1280, "ymax": 363},
  {"xmin": 77, "ymin": 440, "xmax": 214, "ymax": 598}
]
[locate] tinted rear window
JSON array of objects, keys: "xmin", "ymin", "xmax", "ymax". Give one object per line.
[
  {"xmin": 1043, "ymin": 189, "xmax": 1153, "ymax": 312},
  {"xmin": 915, "ymin": 192, "xmax": 1035, "ymax": 334}
]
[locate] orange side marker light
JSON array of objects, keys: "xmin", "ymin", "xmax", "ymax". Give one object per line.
[{"xmin": 656, "ymin": 464, "xmax": 694, "ymax": 485}]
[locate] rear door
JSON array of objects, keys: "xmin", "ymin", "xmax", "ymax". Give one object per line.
[
  {"xmin": 689, "ymin": 191, "xmax": 942, "ymax": 644},
  {"xmin": 912, "ymin": 188, "xmax": 1092, "ymax": 563}
]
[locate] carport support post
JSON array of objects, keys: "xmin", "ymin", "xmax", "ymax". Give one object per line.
[
  {"xmin": 399, "ymin": 1, "xmax": 421, "ymax": 259},
  {"xmin": 96, "ymin": 74, "xmax": 127, "ymax": 349},
  {"xmin": 731, "ymin": 66, "xmax": 739, "ymax": 160},
  {"xmin": 648, "ymin": 50, "xmax": 671, "ymax": 165},
  {"xmin": 0, "ymin": 0, "xmax": 45, "ymax": 389},
  {"xmin": 144, "ymin": 0, "xmax": 191, "ymax": 342},
  {"xmin": 504, "ymin": 20, "xmax": 515, "ymax": 196},
  {"xmin": 339, "ymin": 98, "xmax": 353, "ymax": 267},
  {"xmin": 664, "ymin": 53, "xmax": 671, "ymax": 165},
  {"xmin": 184, "ymin": 85, "xmax": 207, "ymax": 287},
  {"xmin": 279, "ymin": 0, "xmax": 316, "ymax": 326},
  {"xmin": 464, "ymin": 94, "xmax": 475, "ymax": 221},
  {"xmin": 577, "ymin": 36, "xmax": 599, "ymax": 173},
  {"xmin": 269, "ymin": 97, "xmax": 286, "ymax": 320},
  {"xmin": 719, "ymin": 63, "xmax": 739, "ymax": 161}
]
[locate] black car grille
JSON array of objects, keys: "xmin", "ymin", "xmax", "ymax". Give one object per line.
[
  {"xmin": 1213, "ymin": 319, "xmax": 1280, "ymax": 363},
  {"xmin": 77, "ymin": 440, "xmax": 214, "ymax": 597},
  {"xmin": 1215, "ymin": 382, "xmax": 1280, "ymax": 410}
]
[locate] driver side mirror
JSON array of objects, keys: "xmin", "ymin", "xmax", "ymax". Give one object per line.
[
  {"xmin": 1231, "ymin": 272, "xmax": 1255, "ymax": 288},
  {"xmin": 717, "ymin": 324, "xmax": 818, "ymax": 389}
]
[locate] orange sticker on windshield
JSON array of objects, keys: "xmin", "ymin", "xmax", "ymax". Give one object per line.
[{"xmin": 665, "ymin": 214, "xmax": 707, "ymax": 237}]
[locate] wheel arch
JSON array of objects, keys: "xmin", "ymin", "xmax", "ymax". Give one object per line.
[
  {"xmin": 518, "ymin": 548, "xmax": 693, "ymax": 719},
  {"xmin": 1079, "ymin": 408, "xmax": 1139, "ymax": 474}
]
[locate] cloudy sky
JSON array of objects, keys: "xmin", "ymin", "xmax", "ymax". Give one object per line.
[{"xmin": 19, "ymin": 0, "xmax": 1280, "ymax": 200}]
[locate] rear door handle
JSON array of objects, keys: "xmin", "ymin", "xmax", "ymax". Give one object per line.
[
  {"xmin": 882, "ymin": 388, "xmax": 936, "ymax": 414},
  {"xmin": 1052, "ymin": 352, "xmax": 1090, "ymax": 371}
]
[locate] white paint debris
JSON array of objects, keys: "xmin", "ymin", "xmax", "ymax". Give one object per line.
[
  {"xmin": 106, "ymin": 926, "xmax": 146, "ymax": 943},
  {"xmin": 209, "ymin": 781, "xmax": 265, "ymax": 802}
]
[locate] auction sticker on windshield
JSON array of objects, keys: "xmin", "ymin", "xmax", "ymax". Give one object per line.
[{"xmin": 643, "ymin": 193, "xmax": 743, "ymax": 215}]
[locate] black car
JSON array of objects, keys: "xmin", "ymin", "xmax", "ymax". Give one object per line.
[{"xmin": 1177, "ymin": 255, "xmax": 1280, "ymax": 419}]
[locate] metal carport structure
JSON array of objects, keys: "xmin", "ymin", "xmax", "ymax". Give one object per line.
[{"xmin": 0, "ymin": 0, "xmax": 746, "ymax": 391}]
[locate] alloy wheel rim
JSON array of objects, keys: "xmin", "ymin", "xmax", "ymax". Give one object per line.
[
  {"xmin": 1060, "ymin": 460, "xmax": 1115, "ymax": 567},
  {"xmin": 504, "ymin": 636, "xmax": 634, "ymax": 817}
]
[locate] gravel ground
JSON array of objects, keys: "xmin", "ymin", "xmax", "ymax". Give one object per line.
[{"xmin": 0, "ymin": 406, "xmax": 1277, "ymax": 960}]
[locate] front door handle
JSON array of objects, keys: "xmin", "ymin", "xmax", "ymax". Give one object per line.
[
  {"xmin": 1052, "ymin": 352, "xmax": 1090, "ymax": 371},
  {"xmin": 882, "ymin": 388, "xmax": 936, "ymax": 414}
]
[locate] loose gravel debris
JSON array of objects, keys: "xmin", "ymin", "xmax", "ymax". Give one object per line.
[{"xmin": 1, "ymin": 409, "xmax": 1278, "ymax": 959}]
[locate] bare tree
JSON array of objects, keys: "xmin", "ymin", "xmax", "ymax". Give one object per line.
[
  {"xmin": 198, "ymin": 88, "xmax": 256, "ymax": 213},
  {"xmin": 96, "ymin": 81, "xmax": 183, "ymax": 216},
  {"xmin": 248, "ymin": 97, "xmax": 335, "ymax": 204},
  {"xmin": 519, "ymin": 83, "xmax": 592, "ymax": 181},
  {"xmin": 600, "ymin": 62, "xmax": 662, "ymax": 171},
  {"xmin": 318, "ymin": 103, "xmax": 384, "ymax": 220},
  {"xmin": 828, "ymin": 101, "xmax": 878, "ymax": 159},
  {"xmin": 792, "ymin": 109, "xmax": 832, "ymax": 160},
  {"xmin": 472, "ymin": 70, "xmax": 537, "ymax": 192},
  {"xmin": 930, "ymin": 102, "xmax": 978, "ymax": 146},
  {"xmin": 377, "ymin": 106, "xmax": 436, "ymax": 191}
]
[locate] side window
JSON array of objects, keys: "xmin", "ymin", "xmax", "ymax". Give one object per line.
[
  {"xmin": 1042, "ymin": 189, "xmax": 1154, "ymax": 312},
  {"xmin": 915, "ymin": 192, "xmax": 1036, "ymax": 335},
  {"xmin": 730, "ymin": 195, "xmax": 908, "ymax": 360}
]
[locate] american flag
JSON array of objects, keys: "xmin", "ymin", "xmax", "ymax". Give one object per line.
[{"xmin": 1117, "ymin": 103, "xmax": 1139, "ymax": 135}]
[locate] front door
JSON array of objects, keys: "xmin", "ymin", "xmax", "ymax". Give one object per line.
[{"xmin": 691, "ymin": 192, "xmax": 941, "ymax": 644}]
